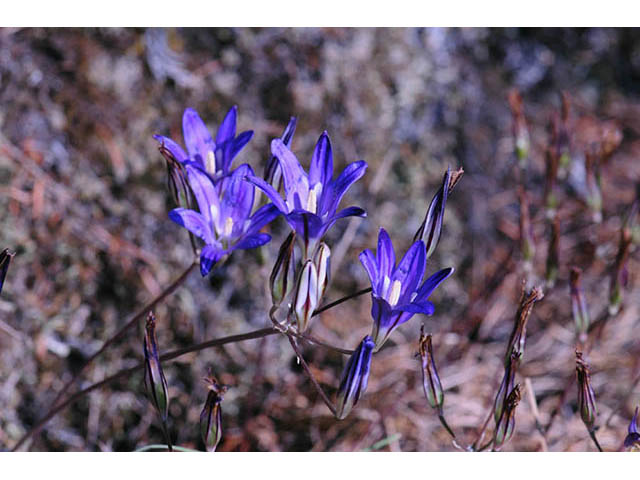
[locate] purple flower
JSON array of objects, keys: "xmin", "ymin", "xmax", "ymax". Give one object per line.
[
  {"xmin": 247, "ymin": 132, "xmax": 367, "ymax": 252},
  {"xmin": 335, "ymin": 335, "xmax": 375, "ymax": 420},
  {"xmin": 264, "ymin": 116, "xmax": 297, "ymax": 190},
  {"xmin": 360, "ymin": 228, "xmax": 453, "ymax": 350},
  {"xmin": 624, "ymin": 406, "xmax": 640, "ymax": 450},
  {"xmin": 169, "ymin": 163, "xmax": 280, "ymax": 276},
  {"xmin": 154, "ymin": 106, "xmax": 253, "ymax": 178}
]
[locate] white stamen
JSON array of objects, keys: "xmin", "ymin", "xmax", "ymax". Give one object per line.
[
  {"xmin": 209, "ymin": 204, "xmax": 219, "ymax": 223},
  {"xmin": 388, "ymin": 280, "xmax": 402, "ymax": 307},
  {"xmin": 223, "ymin": 217, "xmax": 234, "ymax": 237},
  {"xmin": 306, "ymin": 188, "xmax": 318, "ymax": 214},
  {"xmin": 206, "ymin": 151, "xmax": 216, "ymax": 174}
]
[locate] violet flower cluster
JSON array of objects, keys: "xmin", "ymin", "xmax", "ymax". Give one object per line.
[{"xmin": 156, "ymin": 105, "xmax": 454, "ymax": 424}]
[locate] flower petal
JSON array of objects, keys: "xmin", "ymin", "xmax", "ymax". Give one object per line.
[
  {"xmin": 222, "ymin": 130, "xmax": 253, "ymax": 172},
  {"xmin": 395, "ymin": 301, "xmax": 435, "ymax": 316},
  {"xmin": 309, "ymin": 131, "xmax": 333, "ymax": 188},
  {"xmin": 271, "ymin": 138, "xmax": 309, "ymax": 206},
  {"xmin": 246, "ymin": 203, "xmax": 281, "ymax": 236},
  {"xmin": 392, "ymin": 240, "xmax": 426, "ymax": 300},
  {"xmin": 182, "ymin": 108, "xmax": 215, "ymax": 167},
  {"xmin": 377, "ymin": 228, "xmax": 395, "ymax": 280},
  {"xmin": 153, "ymin": 135, "xmax": 188, "ymax": 163},
  {"xmin": 320, "ymin": 160, "xmax": 367, "ymax": 217},
  {"xmin": 415, "ymin": 267, "xmax": 455, "ymax": 302},
  {"xmin": 185, "ymin": 164, "xmax": 220, "ymax": 228},
  {"xmin": 200, "ymin": 244, "xmax": 225, "ymax": 276},
  {"xmin": 359, "ymin": 249, "xmax": 379, "ymax": 293},
  {"xmin": 318, "ymin": 206, "xmax": 366, "ymax": 238},
  {"xmin": 245, "ymin": 174, "xmax": 289, "ymax": 213},
  {"xmin": 215, "ymin": 105, "xmax": 237, "ymax": 145},
  {"xmin": 169, "ymin": 208, "xmax": 214, "ymax": 244},
  {"xmin": 220, "ymin": 164, "xmax": 255, "ymax": 237},
  {"xmin": 285, "ymin": 211, "xmax": 324, "ymax": 240},
  {"xmin": 233, "ymin": 233, "xmax": 271, "ymax": 251}
]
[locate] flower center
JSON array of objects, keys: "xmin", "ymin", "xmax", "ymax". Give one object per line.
[
  {"xmin": 387, "ymin": 280, "xmax": 402, "ymax": 307},
  {"xmin": 306, "ymin": 188, "xmax": 318, "ymax": 214},
  {"xmin": 206, "ymin": 151, "xmax": 216, "ymax": 174},
  {"xmin": 223, "ymin": 217, "xmax": 234, "ymax": 237}
]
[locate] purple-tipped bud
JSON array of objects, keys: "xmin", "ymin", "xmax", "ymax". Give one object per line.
[
  {"xmin": 335, "ymin": 335, "xmax": 375, "ymax": 420},
  {"xmin": 143, "ymin": 312, "xmax": 169, "ymax": 422},
  {"xmin": 576, "ymin": 351, "xmax": 597, "ymax": 432},
  {"xmin": 493, "ymin": 384, "xmax": 522, "ymax": 450},
  {"xmin": 414, "ymin": 167, "xmax": 450, "ymax": 259},
  {"xmin": 494, "ymin": 350, "xmax": 521, "ymax": 424},
  {"xmin": 624, "ymin": 406, "xmax": 640, "ymax": 451},
  {"xmin": 269, "ymin": 232, "xmax": 296, "ymax": 307},
  {"xmin": 292, "ymin": 259, "xmax": 319, "ymax": 332},
  {"xmin": 313, "ymin": 242, "xmax": 331, "ymax": 302},
  {"xmin": 0, "ymin": 248, "xmax": 15, "ymax": 296},
  {"xmin": 200, "ymin": 373, "xmax": 227, "ymax": 452},
  {"xmin": 264, "ymin": 116, "xmax": 297, "ymax": 191},
  {"xmin": 570, "ymin": 267, "xmax": 590, "ymax": 338},
  {"xmin": 419, "ymin": 327, "xmax": 444, "ymax": 412},
  {"xmin": 585, "ymin": 152, "xmax": 603, "ymax": 224},
  {"xmin": 504, "ymin": 285, "xmax": 544, "ymax": 365}
]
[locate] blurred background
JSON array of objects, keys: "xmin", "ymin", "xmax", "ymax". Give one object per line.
[{"xmin": 1, "ymin": 27, "xmax": 640, "ymax": 451}]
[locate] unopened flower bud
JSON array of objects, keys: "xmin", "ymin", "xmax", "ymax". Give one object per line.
[
  {"xmin": 264, "ymin": 116, "xmax": 297, "ymax": 191},
  {"xmin": 143, "ymin": 312, "xmax": 169, "ymax": 422},
  {"xmin": 292, "ymin": 260, "xmax": 319, "ymax": 332},
  {"xmin": 493, "ymin": 384, "xmax": 522, "ymax": 450},
  {"xmin": 419, "ymin": 327, "xmax": 444, "ymax": 413},
  {"xmin": 414, "ymin": 167, "xmax": 450, "ymax": 259},
  {"xmin": 585, "ymin": 152, "xmax": 603, "ymax": 224},
  {"xmin": 0, "ymin": 248, "xmax": 15, "ymax": 296},
  {"xmin": 576, "ymin": 351, "xmax": 597, "ymax": 432},
  {"xmin": 269, "ymin": 232, "xmax": 296, "ymax": 307},
  {"xmin": 570, "ymin": 267, "xmax": 590, "ymax": 339},
  {"xmin": 609, "ymin": 211, "xmax": 633, "ymax": 316},
  {"xmin": 624, "ymin": 406, "xmax": 640, "ymax": 451},
  {"xmin": 200, "ymin": 374, "xmax": 228, "ymax": 452},
  {"xmin": 313, "ymin": 242, "xmax": 331, "ymax": 302},
  {"xmin": 335, "ymin": 336, "xmax": 375, "ymax": 420}
]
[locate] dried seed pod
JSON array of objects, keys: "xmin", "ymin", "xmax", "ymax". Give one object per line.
[
  {"xmin": 143, "ymin": 312, "xmax": 169, "ymax": 422},
  {"xmin": 494, "ymin": 350, "xmax": 521, "ymax": 424},
  {"xmin": 418, "ymin": 327, "xmax": 444, "ymax": 413},
  {"xmin": 576, "ymin": 351, "xmax": 597, "ymax": 432},
  {"xmin": 200, "ymin": 374, "xmax": 228, "ymax": 452},
  {"xmin": 504, "ymin": 284, "xmax": 544, "ymax": 364},
  {"xmin": 493, "ymin": 384, "xmax": 522, "ymax": 450}
]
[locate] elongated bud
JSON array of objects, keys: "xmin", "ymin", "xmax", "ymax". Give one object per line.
[
  {"xmin": 508, "ymin": 90, "xmax": 530, "ymax": 168},
  {"xmin": 418, "ymin": 327, "xmax": 445, "ymax": 412},
  {"xmin": 265, "ymin": 116, "xmax": 297, "ymax": 191},
  {"xmin": 200, "ymin": 373, "xmax": 228, "ymax": 452},
  {"xmin": 519, "ymin": 187, "xmax": 536, "ymax": 266},
  {"xmin": 0, "ymin": 248, "xmax": 15, "ymax": 296},
  {"xmin": 143, "ymin": 312, "xmax": 169, "ymax": 422},
  {"xmin": 585, "ymin": 151, "xmax": 603, "ymax": 224},
  {"xmin": 269, "ymin": 232, "xmax": 296, "ymax": 307},
  {"xmin": 494, "ymin": 350, "xmax": 521, "ymax": 424},
  {"xmin": 493, "ymin": 384, "xmax": 522, "ymax": 450},
  {"xmin": 313, "ymin": 242, "xmax": 331, "ymax": 302},
  {"xmin": 543, "ymin": 145, "xmax": 559, "ymax": 219},
  {"xmin": 609, "ymin": 210, "xmax": 633, "ymax": 316},
  {"xmin": 545, "ymin": 217, "xmax": 560, "ymax": 288},
  {"xmin": 292, "ymin": 260, "xmax": 318, "ymax": 332},
  {"xmin": 576, "ymin": 351, "xmax": 597, "ymax": 432},
  {"xmin": 570, "ymin": 267, "xmax": 590, "ymax": 339},
  {"xmin": 158, "ymin": 141, "xmax": 194, "ymax": 209},
  {"xmin": 554, "ymin": 93, "xmax": 573, "ymax": 175},
  {"xmin": 335, "ymin": 336, "xmax": 375, "ymax": 420},
  {"xmin": 414, "ymin": 167, "xmax": 462, "ymax": 259},
  {"xmin": 504, "ymin": 284, "xmax": 544, "ymax": 365},
  {"xmin": 624, "ymin": 406, "xmax": 640, "ymax": 451}
]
